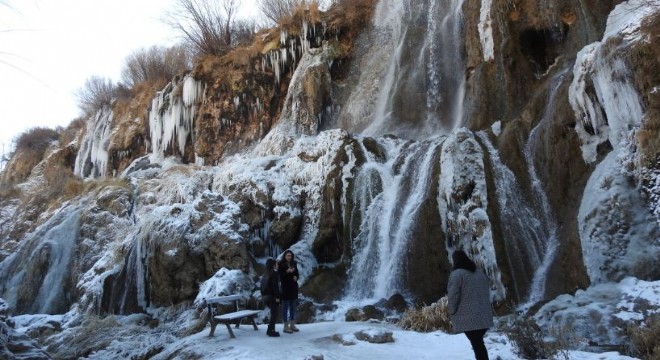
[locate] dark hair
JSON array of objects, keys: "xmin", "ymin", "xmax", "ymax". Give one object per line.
[
  {"xmin": 282, "ymin": 250, "xmax": 295, "ymax": 263},
  {"xmin": 265, "ymin": 258, "xmax": 276, "ymax": 275},
  {"xmin": 452, "ymin": 250, "xmax": 476, "ymax": 272}
]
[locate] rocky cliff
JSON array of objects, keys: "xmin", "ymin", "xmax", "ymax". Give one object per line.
[{"xmin": 1, "ymin": 0, "xmax": 658, "ymax": 343}]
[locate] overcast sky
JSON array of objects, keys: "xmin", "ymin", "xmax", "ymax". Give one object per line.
[{"xmin": 0, "ymin": 0, "xmax": 258, "ymax": 159}]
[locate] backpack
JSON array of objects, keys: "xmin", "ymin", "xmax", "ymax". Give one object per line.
[{"xmin": 260, "ymin": 273, "xmax": 270, "ymax": 295}]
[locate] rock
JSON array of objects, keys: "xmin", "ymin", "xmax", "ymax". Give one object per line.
[
  {"xmin": 332, "ymin": 333, "xmax": 356, "ymax": 346},
  {"xmin": 354, "ymin": 329, "xmax": 394, "ymax": 344},
  {"xmin": 304, "ymin": 355, "xmax": 325, "ymax": 360},
  {"xmin": 384, "ymin": 293, "xmax": 408, "ymax": 313},
  {"xmin": 269, "ymin": 211, "xmax": 303, "ymax": 249},
  {"xmin": 345, "ymin": 308, "xmax": 361, "ymax": 322},
  {"xmin": 300, "ymin": 265, "xmax": 347, "ymax": 304},
  {"xmin": 249, "ymin": 236, "xmax": 266, "ymax": 258},
  {"xmin": 0, "ymin": 320, "xmax": 52, "ymax": 360},
  {"xmin": 296, "ymin": 300, "xmax": 315, "ymax": 324},
  {"xmin": 362, "ymin": 305, "xmax": 384, "ymax": 321},
  {"xmin": 344, "ymin": 305, "xmax": 384, "ymax": 322}
]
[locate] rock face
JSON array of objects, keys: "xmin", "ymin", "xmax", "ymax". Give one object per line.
[{"xmin": 0, "ymin": 0, "xmax": 659, "ymax": 324}]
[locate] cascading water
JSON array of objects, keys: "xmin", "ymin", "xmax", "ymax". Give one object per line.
[
  {"xmin": 342, "ymin": 0, "xmax": 471, "ymax": 303},
  {"xmin": 525, "ymin": 67, "xmax": 571, "ymax": 302},
  {"xmin": 0, "ymin": 204, "xmax": 83, "ymax": 314},
  {"xmin": 346, "ymin": 136, "xmax": 443, "ymax": 300},
  {"xmin": 425, "ymin": 0, "xmax": 466, "ymax": 132},
  {"xmin": 348, "ymin": 0, "xmax": 467, "ymax": 138},
  {"xmin": 477, "ymin": 132, "xmax": 546, "ymax": 301}
]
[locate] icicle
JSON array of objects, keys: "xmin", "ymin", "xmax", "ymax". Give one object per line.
[
  {"xmin": 301, "ymin": 21, "xmax": 310, "ymax": 54},
  {"xmin": 280, "ymin": 30, "xmax": 287, "ymax": 45}
]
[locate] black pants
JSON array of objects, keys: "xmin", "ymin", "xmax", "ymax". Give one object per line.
[
  {"xmin": 464, "ymin": 328, "xmax": 489, "ymax": 360},
  {"xmin": 267, "ymin": 300, "xmax": 279, "ymax": 333}
]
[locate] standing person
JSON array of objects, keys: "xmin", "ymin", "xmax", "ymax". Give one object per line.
[
  {"xmin": 278, "ymin": 250, "xmax": 300, "ymax": 333},
  {"xmin": 447, "ymin": 249, "xmax": 493, "ymax": 360},
  {"xmin": 261, "ymin": 258, "xmax": 281, "ymax": 337}
]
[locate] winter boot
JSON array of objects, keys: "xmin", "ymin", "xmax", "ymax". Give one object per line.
[
  {"xmin": 283, "ymin": 321, "xmax": 293, "ymax": 333},
  {"xmin": 290, "ymin": 320, "xmax": 299, "ymax": 332},
  {"xmin": 266, "ymin": 325, "xmax": 280, "ymax": 337}
]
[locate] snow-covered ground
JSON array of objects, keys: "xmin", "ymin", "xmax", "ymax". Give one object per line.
[
  {"xmin": 5, "ymin": 273, "xmax": 658, "ymax": 359},
  {"xmin": 146, "ymin": 321, "xmax": 635, "ymax": 360}
]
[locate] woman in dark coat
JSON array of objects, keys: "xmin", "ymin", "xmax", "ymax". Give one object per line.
[
  {"xmin": 278, "ymin": 250, "xmax": 300, "ymax": 333},
  {"xmin": 447, "ymin": 249, "xmax": 494, "ymax": 360},
  {"xmin": 261, "ymin": 258, "xmax": 281, "ymax": 337}
]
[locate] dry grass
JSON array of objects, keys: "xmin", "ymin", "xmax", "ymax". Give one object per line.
[
  {"xmin": 59, "ymin": 118, "xmax": 86, "ymax": 148},
  {"xmin": 628, "ymin": 313, "xmax": 660, "ymax": 359},
  {"xmin": 0, "ymin": 182, "xmax": 20, "ymax": 200},
  {"xmin": 398, "ymin": 297, "xmax": 452, "ymax": 333},
  {"xmin": 82, "ymin": 178, "xmax": 132, "ymax": 194}
]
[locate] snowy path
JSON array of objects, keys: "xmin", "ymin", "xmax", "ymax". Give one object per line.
[{"xmin": 151, "ymin": 321, "xmax": 636, "ymax": 360}]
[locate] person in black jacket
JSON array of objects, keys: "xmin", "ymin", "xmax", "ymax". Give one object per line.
[
  {"xmin": 278, "ymin": 250, "xmax": 300, "ymax": 333},
  {"xmin": 261, "ymin": 258, "xmax": 281, "ymax": 337}
]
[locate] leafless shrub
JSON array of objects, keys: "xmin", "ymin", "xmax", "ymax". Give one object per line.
[
  {"xmin": 628, "ymin": 313, "xmax": 660, "ymax": 359},
  {"xmin": 120, "ymin": 45, "xmax": 191, "ymax": 88},
  {"xmin": 398, "ymin": 297, "xmax": 452, "ymax": 333},
  {"xmin": 501, "ymin": 314, "xmax": 571, "ymax": 360},
  {"xmin": 14, "ymin": 127, "xmax": 60, "ymax": 153},
  {"xmin": 164, "ymin": 0, "xmax": 239, "ymax": 57},
  {"xmin": 75, "ymin": 76, "xmax": 117, "ymax": 116},
  {"xmin": 258, "ymin": 0, "xmax": 304, "ymax": 24},
  {"xmin": 258, "ymin": 0, "xmax": 334, "ymax": 24},
  {"xmin": 232, "ymin": 19, "xmax": 258, "ymax": 46}
]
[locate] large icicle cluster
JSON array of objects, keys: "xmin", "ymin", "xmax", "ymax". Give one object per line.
[
  {"xmin": 74, "ymin": 106, "xmax": 113, "ymax": 178},
  {"xmin": 572, "ymin": 0, "xmax": 660, "ymax": 284},
  {"xmin": 568, "ymin": 1, "xmax": 648, "ymax": 164},
  {"xmin": 261, "ymin": 20, "xmax": 327, "ymax": 84},
  {"xmin": 149, "ymin": 75, "xmax": 203, "ymax": 158}
]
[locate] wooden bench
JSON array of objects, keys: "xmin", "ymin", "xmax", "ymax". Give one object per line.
[{"xmin": 206, "ymin": 295, "xmax": 260, "ymax": 339}]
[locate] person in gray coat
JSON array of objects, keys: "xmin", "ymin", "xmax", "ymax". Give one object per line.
[{"xmin": 447, "ymin": 249, "xmax": 494, "ymax": 360}]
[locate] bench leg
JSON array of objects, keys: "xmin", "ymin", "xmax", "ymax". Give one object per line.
[
  {"xmin": 249, "ymin": 316, "xmax": 258, "ymax": 331},
  {"xmin": 209, "ymin": 320, "xmax": 217, "ymax": 337},
  {"xmin": 225, "ymin": 323, "xmax": 236, "ymax": 339}
]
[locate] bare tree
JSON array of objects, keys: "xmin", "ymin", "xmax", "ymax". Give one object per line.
[
  {"xmin": 75, "ymin": 76, "xmax": 116, "ymax": 116},
  {"xmin": 121, "ymin": 44, "xmax": 191, "ymax": 88},
  {"xmin": 222, "ymin": 0, "xmax": 237, "ymax": 46},
  {"xmin": 257, "ymin": 0, "xmax": 305, "ymax": 25},
  {"xmin": 232, "ymin": 19, "xmax": 259, "ymax": 47},
  {"xmin": 164, "ymin": 0, "xmax": 240, "ymax": 56},
  {"xmin": 257, "ymin": 0, "xmax": 335, "ymax": 25}
]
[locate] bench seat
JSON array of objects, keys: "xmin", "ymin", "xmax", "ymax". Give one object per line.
[
  {"xmin": 214, "ymin": 309, "xmax": 261, "ymax": 322},
  {"xmin": 206, "ymin": 296, "xmax": 260, "ymax": 339}
]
